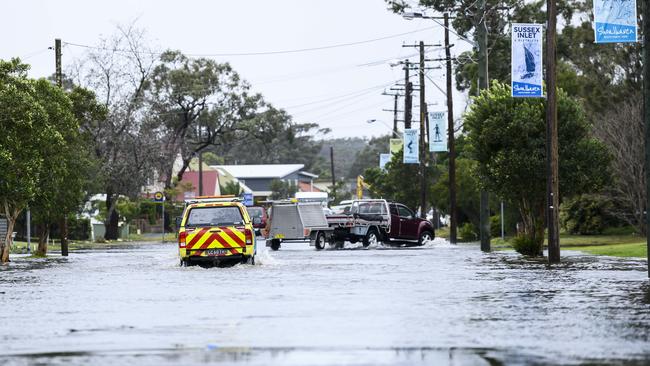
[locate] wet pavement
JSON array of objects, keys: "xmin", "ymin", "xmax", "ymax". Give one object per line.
[{"xmin": 0, "ymin": 239, "xmax": 649, "ymax": 366}]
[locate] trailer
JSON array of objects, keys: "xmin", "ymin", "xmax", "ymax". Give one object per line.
[{"xmin": 267, "ymin": 201, "xmax": 333, "ymax": 251}]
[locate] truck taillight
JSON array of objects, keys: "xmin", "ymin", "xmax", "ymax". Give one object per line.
[
  {"xmin": 179, "ymin": 231, "xmax": 187, "ymax": 248},
  {"xmin": 245, "ymin": 228, "xmax": 253, "ymax": 245}
]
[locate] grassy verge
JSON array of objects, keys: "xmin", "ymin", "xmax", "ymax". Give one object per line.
[{"xmin": 9, "ymin": 233, "xmax": 177, "ymax": 254}]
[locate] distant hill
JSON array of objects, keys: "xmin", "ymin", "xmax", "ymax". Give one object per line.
[{"xmin": 317, "ymin": 137, "xmax": 367, "ymax": 179}]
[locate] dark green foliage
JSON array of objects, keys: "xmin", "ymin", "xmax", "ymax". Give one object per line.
[
  {"xmin": 220, "ymin": 181, "xmax": 242, "ymax": 196},
  {"xmin": 270, "ymin": 180, "xmax": 297, "ymax": 200},
  {"xmin": 464, "ymin": 82, "xmax": 611, "ymax": 255},
  {"xmin": 430, "ymin": 158, "xmax": 480, "ymax": 228},
  {"xmin": 347, "ymin": 135, "xmax": 392, "ymax": 179},
  {"xmin": 458, "ymin": 222, "xmax": 478, "ymax": 242},
  {"xmin": 317, "ymin": 138, "xmax": 367, "ymax": 180},
  {"xmin": 511, "ymin": 234, "xmax": 540, "ymax": 257},
  {"xmin": 560, "ymin": 194, "xmax": 620, "ymax": 235}
]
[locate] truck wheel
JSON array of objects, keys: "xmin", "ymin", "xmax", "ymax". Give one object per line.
[
  {"xmin": 418, "ymin": 231, "xmax": 433, "ymax": 246},
  {"xmin": 363, "ymin": 229, "xmax": 379, "ymax": 248},
  {"xmin": 270, "ymin": 239, "xmax": 281, "ymax": 251},
  {"xmin": 314, "ymin": 231, "xmax": 327, "ymax": 250},
  {"xmin": 179, "ymin": 258, "xmax": 187, "ymax": 267}
]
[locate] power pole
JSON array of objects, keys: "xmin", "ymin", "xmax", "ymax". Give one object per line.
[
  {"xmin": 404, "ymin": 60, "xmax": 413, "ymax": 129},
  {"xmin": 419, "ymin": 41, "xmax": 427, "ymax": 218},
  {"xmin": 330, "ymin": 146, "xmax": 337, "ymax": 200},
  {"xmin": 643, "ymin": 2, "xmax": 650, "ymax": 278},
  {"xmin": 55, "ymin": 38, "xmax": 68, "ymax": 257},
  {"xmin": 477, "ymin": 3, "xmax": 491, "ymax": 252},
  {"xmin": 546, "ymin": 0, "xmax": 560, "ymax": 263},
  {"xmin": 392, "ymin": 94, "xmax": 399, "ymax": 138},
  {"xmin": 444, "ymin": 13, "xmax": 458, "ymax": 245}
]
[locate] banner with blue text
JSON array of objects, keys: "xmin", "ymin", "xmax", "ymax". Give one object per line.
[
  {"xmin": 403, "ymin": 129, "xmax": 419, "ymax": 164},
  {"xmin": 593, "ymin": 0, "xmax": 637, "ymax": 43},
  {"xmin": 428, "ymin": 111, "xmax": 447, "ymax": 152},
  {"xmin": 511, "ymin": 23, "xmax": 543, "ymax": 98}
]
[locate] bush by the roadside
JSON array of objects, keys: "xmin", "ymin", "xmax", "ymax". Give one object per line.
[
  {"xmin": 459, "ymin": 222, "xmax": 478, "ymax": 242},
  {"xmin": 511, "ymin": 234, "xmax": 539, "ymax": 256},
  {"xmin": 560, "ymin": 194, "xmax": 619, "ymax": 235}
]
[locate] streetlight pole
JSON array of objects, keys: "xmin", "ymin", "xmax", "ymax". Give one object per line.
[{"xmin": 476, "ymin": 2, "xmax": 491, "ymax": 253}]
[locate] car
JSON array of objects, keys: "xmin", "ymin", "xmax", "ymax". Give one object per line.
[
  {"xmin": 177, "ymin": 196, "xmax": 259, "ymax": 266},
  {"xmin": 245, "ymin": 206, "xmax": 268, "ymax": 236}
]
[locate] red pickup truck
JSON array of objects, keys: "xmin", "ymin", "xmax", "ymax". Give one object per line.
[{"xmin": 319, "ymin": 199, "xmax": 435, "ymax": 249}]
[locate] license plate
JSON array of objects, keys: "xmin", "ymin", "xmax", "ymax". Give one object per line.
[
  {"xmin": 206, "ymin": 249, "xmax": 228, "ymax": 256},
  {"xmin": 274, "ymin": 234, "xmax": 285, "ymax": 239}
]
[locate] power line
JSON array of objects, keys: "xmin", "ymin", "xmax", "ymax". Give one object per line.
[{"xmin": 62, "ymin": 26, "xmax": 436, "ymax": 57}]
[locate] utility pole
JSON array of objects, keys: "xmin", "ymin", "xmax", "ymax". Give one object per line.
[
  {"xmin": 330, "ymin": 146, "xmax": 336, "ymax": 200},
  {"xmin": 444, "ymin": 13, "xmax": 458, "ymax": 245},
  {"xmin": 643, "ymin": 1, "xmax": 650, "ymax": 278},
  {"xmin": 477, "ymin": 3, "xmax": 491, "ymax": 252},
  {"xmin": 418, "ymin": 41, "xmax": 427, "ymax": 218},
  {"xmin": 546, "ymin": 0, "xmax": 560, "ymax": 263},
  {"xmin": 404, "ymin": 60, "xmax": 413, "ymax": 129},
  {"xmin": 55, "ymin": 38, "xmax": 68, "ymax": 257},
  {"xmin": 392, "ymin": 94, "xmax": 399, "ymax": 138}
]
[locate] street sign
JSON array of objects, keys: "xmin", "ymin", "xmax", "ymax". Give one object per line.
[
  {"xmin": 429, "ymin": 111, "xmax": 447, "ymax": 152},
  {"xmin": 389, "ymin": 138, "xmax": 402, "ymax": 156},
  {"xmin": 511, "ymin": 23, "xmax": 543, "ymax": 98},
  {"xmin": 403, "ymin": 129, "xmax": 419, "ymax": 164},
  {"xmin": 593, "ymin": 0, "xmax": 637, "ymax": 43},
  {"xmin": 153, "ymin": 191, "xmax": 165, "ymax": 202},
  {"xmin": 379, "ymin": 153, "xmax": 391, "ymax": 170},
  {"xmin": 242, "ymin": 192, "xmax": 254, "ymax": 206}
]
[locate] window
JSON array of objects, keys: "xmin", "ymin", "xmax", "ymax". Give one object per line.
[
  {"xmin": 186, "ymin": 206, "xmax": 244, "ymax": 227},
  {"xmin": 358, "ymin": 202, "xmax": 386, "ymax": 214},
  {"xmin": 397, "ymin": 205, "xmax": 413, "ymax": 218},
  {"xmin": 247, "ymin": 207, "xmax": 264, "ymax": 219}
]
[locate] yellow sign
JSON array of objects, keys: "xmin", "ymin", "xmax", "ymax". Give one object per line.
[
  {"xmin": 389, "ymin": 139, "xmax": 402, "ymax": 156},
  {"xmin": 153, "ymin": 191, "xmax": 164, "ymax": 202}
]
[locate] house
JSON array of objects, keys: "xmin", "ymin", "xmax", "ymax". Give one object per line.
[{"xmin": 213, "ymin": 164, "xmax": 319, "ymax": 199}]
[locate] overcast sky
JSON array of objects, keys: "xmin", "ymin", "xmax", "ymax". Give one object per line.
[{"xmin": 1, "ymin": 0, "xmax": 471, "ymax": 139}]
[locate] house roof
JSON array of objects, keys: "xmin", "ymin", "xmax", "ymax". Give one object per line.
[
  {"xmin": 298, "ymin": 181, "xmax": 324, "ymax": 193},
  {"xmin": 174, "ymin": 170, "xmax": 219, "ymax": 201},
  {"xmin": 213, "ymin": 164, "xmax": 308, "ymax": 179}
]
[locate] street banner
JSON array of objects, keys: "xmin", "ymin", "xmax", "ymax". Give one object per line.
[
  {"xmin": 389, "ymin": 138, "xmax": 402, "ymax": 156},
  {"xmin": 379, "ymin": 153, "xmax": 391, "ymax": 170},
  {"xmin": 511, "ymin": 23, "xmax": 543, "ymax": 98},
  {"xmin": 429, "ymin": 111, "xmax": 447, "ymax": 152},
  {"xmin": 593, "ymin": 0, "xmax": 637, "ymax": 43},
  {"xmin": 403, "ymin": 129, "xmax": 419, "ymax": 164}
]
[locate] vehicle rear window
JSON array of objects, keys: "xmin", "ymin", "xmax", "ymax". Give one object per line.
[
  {"xmin": 247, "ymin": 207, "xmax": 264, "ymax": 219},
  {"xmin": 186, "ymin": 206, "xmax": 244, "ymax": 227},
  {"xmin": 357, "ymin": 202, "xmax": 387, "ymax": 214}
]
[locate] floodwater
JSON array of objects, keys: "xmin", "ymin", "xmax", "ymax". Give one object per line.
[{"xmin": 0, "ymin": 239, "xmax": 649, "ymax": 366}]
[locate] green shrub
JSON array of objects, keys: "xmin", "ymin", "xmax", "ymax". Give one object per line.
[
  {"xmin": 560, "ymin": 194, "xmax": 617, "ymax": 235},
  {"xmin": 459, "ymin": 222, "xmax": 478, "ymax": 242},
  {"xmin": 511, "ymin": 234, "xmax": 540, "ymax": 256},
  {"xmin": 490, "ymin": 215, "xmax": 501, "ymax": 238}
]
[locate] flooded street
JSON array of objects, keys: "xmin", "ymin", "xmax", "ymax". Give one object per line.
[{"xmin": 1, "ymin": 239, "xmax": 649, "ymax": 366}]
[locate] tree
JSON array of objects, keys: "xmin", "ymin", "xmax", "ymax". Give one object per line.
[
  {"xmin": 29, "ymin": 79, "xmax": 92, "ymax": 256},
  {"xmin": 148, "ymin": 50, "xmax": 261, "ymax": 190},
  {"xmin": 70, "ymin": 23, "xmax": 159, "ymax": 240},
  {"xmin": 212, "ymin": 106, "xmax": 329, "ymax": 174},
  {"xmin": 347, "ymin": 135, "xmax": 392, "ymax": 179},
  {"xmin": 464, "ymin": 82, "xmax": 610, "ymax": 255},
  {"xmin": 270, "ymin": 180, "xmax": 297, "ymax": 200},
  {"xmin": 0, "ymin": 59, "xmax": 49, "ymax": 262},
  {"xmin": 430, "ymin": 158, "xmax": 481, "ymax": 227},
  {"xmin": 220, "ymin": 181, "xmax": 242, "ymax": 196}
]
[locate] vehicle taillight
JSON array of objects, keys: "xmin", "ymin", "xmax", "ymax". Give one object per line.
[
  {"xmin": 245, "ymin": 228, "xmax": 253, "ymax": 245},
  {"xmin": 179, "ymin": 231, "xmax": 187, "ymax": 248}
]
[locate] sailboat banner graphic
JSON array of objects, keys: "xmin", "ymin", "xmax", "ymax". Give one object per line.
[
  {"xmin": 403, "ymin": 128, "xmax": 419, "ymax": 164},
  {"xmin": 593, "ymin": 0, "xmax": 637, "ymax": 43},
  {"xmin": 511, "ymin": 23, "xmax": 543, "ymax": 98},
  {"xmin": 429, "ymin": 111, "xmax": 447, "ymax": 152}
]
